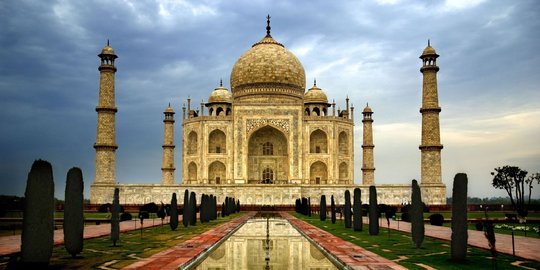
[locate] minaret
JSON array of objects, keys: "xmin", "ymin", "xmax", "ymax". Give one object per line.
[
  {"xmin": 161, "ymin": 104, "xmax": 176, "ymax": 185},
  {"xmin": 361, "ymin": 104, "xmax": 375, "ymax": 185},
  {"xmin": 94, "ymin": 41, "xmax": 118, "ymax": 185},
  {"xmin": 419, "ymin": 40, "xmax": 443, "ymax": 184}
]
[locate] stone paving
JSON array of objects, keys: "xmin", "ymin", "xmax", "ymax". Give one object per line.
[
  {"xmin": 123, "ymin": 212, "xmax": 256, "ymax": 270},
  {"xmin": 0, "ymin": 217, "xmax": 167, "ymax": 257},
  {"xmin": 375, "ymin": 217, "xmax": 540, "ymax": 262},
  {"xmin": 281, "ymin": 212, "xmax": 408, "ymax": 270}
]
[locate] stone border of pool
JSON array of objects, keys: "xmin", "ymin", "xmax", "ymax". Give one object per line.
[
  {"xmin": 123, "ymin": 212, "xmax": 256, "ymax": 270},
  {"xmin": 124, "ymin": 212, "xmax": 407, "ymax": 270},
  {"xmin": 280, "ymin": 212, "xmax": 408, "ymax": 270}
]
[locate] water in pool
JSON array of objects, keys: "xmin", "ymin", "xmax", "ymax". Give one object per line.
[{"xmin": 192, "ymin": 217, "xmax": 338, "ymax": 270}]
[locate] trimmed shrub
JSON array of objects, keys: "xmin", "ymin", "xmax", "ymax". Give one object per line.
[
  {"xmin": 64, "ymin": 167, "xmax": 84, "ymax": 258},
  {"xmin": 120, "ymin": 212, "xmax": 132, "ymax": 221},
  {"xmin": 111, "ymin": 188, "xmax": 120, "ymax": 246},
  {"xmin": 411, "ymin": 180, "xmax": 424, "ymax": 248},
  {"xmin": 21, "ymin": 160, "xmax": 55, "ymax": 266},
  {"xmin": 182, "ymin": 189, "xmax": 189, "ymax": 227},
  {"xmin": 236, "ymin": 199, "xmax": 240, "ymax": 213},
  {"xmin": 401, "ymin": 212, "xmax": 410, "ymax": 222},
  {"xmin": 353, "ymin": 188, "xmax": 362, "ymax": 231},
  {"xmin": 170, "ymin": 193, "xmax": 178, "ymax": 230},
  {"xmin": 368, "ymin": 186, "xmax": 379, "ymax": 235},
  {"xmin": 319, "ymin": 195, "xmax": 327, "ymax": 221},
  {"xmin": 451, "ymin": 173, "xmax": 468, "ymax": 261},
  {"xmin": 221, "ymin": 202, "xmax": 225, "ymax": 217},
  {"xmin": 330, "ymin": 195, "xmax": 336, "ymax": 224},
  {"xmin": 98, "ymin": 203, "xmax": 112, "ymax": 213},
  {"xmin": 140, "ymin": 202, "xmax": 159, "ymax": 213},
  {"xmin": 157, "ymin": 203, "xmax": 167, "ymax": 220},
  {"xmin": 344, "ymin": 190, "xmax": 352, "ymax": 228},
  {"xmin": 429, "ymin": 213, "xmax": 444, "ymax": 226},
  {"xmin": 190, "ymin": 192, "xmax": 197, "ymax": 226}
]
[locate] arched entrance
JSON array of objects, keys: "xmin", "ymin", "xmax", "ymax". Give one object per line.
[{"xmin": 248, "ymin": 126, "xmax": 288, "ymax": 184}]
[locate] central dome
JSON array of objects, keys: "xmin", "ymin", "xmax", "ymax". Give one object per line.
[{"xmin": 230, "ymin": 22, "xmax": 306, "ymax": 101}]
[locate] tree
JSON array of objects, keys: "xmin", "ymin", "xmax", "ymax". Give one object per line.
[
  {"xmin": 330, "ymin": 195, "xmax": 336, "ymax": 224},
  {"xmin": 190, "ymin": 192, "xmax": 197, "ymax": 225},
  {"xmin": 111, "ymin": 188, "xmax": 120, "ymax": 246},
  {"xmin": 451, "ymin": 173, "xmax": 468, "ymax": 262},
  {"xmin": 182, "ymin": 189, "xmax": 189, "ymax": 227},
  {"xmin": 21, "ymin": 160, "xmax": 55, "ymax": 266},
  {"xmin": 64, "ymin": 167, "xmax": 84, "ymax": 258},
  {"xmin": 368, "ymin": 186, "xmax": 379, "ymax": 235},
  {"xmin": 353, "ymin": 188, "xmax": 362, "ymax": 231},
  {"xmin": 344, "ymin": 190, "xmax": 352, "ymax": 228},
  {"xmin": 491, "ymin": 166, "xmax": 540, "ymax": 219},
  {"xmin": 319, "ymin": 195, "xmax": 327, "ymax": 221},
  {"xmin": 411, "ymin": 180, "xmax": 424, "ymax": 248},
  {"xmin": 170, "ymin": 193, "xmax": 178, "ymax": 230}
]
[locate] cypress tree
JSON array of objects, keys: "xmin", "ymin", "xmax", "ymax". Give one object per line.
[
  {"xmin": 190, "ymin": 192, "xmax": 197, "ymax": 225},
  {"xmin": 331, "ymin": 195, "xmax": 336, "ymax": 224},
  {"xmin": 221, "ymin": 202, "xmax": 225, "ymax": 217},
  {"xmin": 308, "ymin": 197, "xmax": 312, "ymax": 217},
  {"xmin": 211, "ymin": 195, "xmax": 217, "ymax": 220},
  {"xmin": 64, "ymin": 167, "xmax": 84, "ymax": 257},
  {"xmin": 170, "ymin": 193, "xmax": 178, "ymax": 230},
  {"xmin": 451, "ymin": 173, "xmax": 468, "ymax": 261},
  {"xmin": 182, "ymin": 189, "xmax": 189, "ymax": 227},
  {"xmin": 353, "ymin": 188, "xmax": 362, "ymax": 231},
  {"xmin": 236, "ymin": 199, "xmax": 240, "ymax": 213},
  {"xmin": 344, "ymin": 190, "xmax": 352, "ymax": 228},
  {"xmin": 369, "ymin": 185, "xmax": 379, "ymax": 235},
  {"xmin": 319, "ymin": 195, "xmax": 327, "ymax": 221},
  {"xmin": 111, "ymin": 188, "xmax": 120, "ymax": 246},
  {"xmin": 411, "ymin": 180, "xmax": 424, "ymax": 248},
  {"xmin": 21, "ymin": 160, "xmax": 55, "ymax": 266}
]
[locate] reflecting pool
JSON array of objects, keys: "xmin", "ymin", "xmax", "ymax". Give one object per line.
[{"xmin": 192, "ymin": 217, "xmax": 338, "ymax": 270}]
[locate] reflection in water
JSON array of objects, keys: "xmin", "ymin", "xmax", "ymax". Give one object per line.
[{"xmin": 194, "ymin": 217, "xmax": 338, "ymax": 270}]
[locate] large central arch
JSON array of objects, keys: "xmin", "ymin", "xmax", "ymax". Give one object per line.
[{"xmin": 247, "ymin": 126, "xmax": 288, "ymax": 184}]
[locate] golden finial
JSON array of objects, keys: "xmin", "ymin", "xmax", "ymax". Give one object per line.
[{"xmin": 266, "ymin": 14, "xmax": 271, "ymax": 37}]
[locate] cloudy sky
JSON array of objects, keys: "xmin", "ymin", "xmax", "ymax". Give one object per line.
[{"xmin": 1, "ymin": 0, "xmax": 539, "ymax": 200}]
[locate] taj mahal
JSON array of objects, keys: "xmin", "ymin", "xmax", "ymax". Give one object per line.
[{"xmin": 90, "ymin": 17, "xmax": 446, "ymax": 205}]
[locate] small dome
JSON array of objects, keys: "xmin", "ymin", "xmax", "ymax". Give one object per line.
[
  {"xmin": 164, "ymin": 104, "xmax": 174, "ymax": 113},
  {"xmin": 421, "ymin": 40, "xmax": 438, "ymax": 57},
  {"xmin": 304, "ymin": 81, "xmax": 328, "ymax": 104},
  {"xmin": 208, "ymin": 83, "xmax": 233, "ymax": 103},
  {"xmin": 363, "ymin": 104, "xmax": 372, "ymax": 113},
  {"xmin": 101, "ymin": 45, "xmax": 115, "ymax": 55}
]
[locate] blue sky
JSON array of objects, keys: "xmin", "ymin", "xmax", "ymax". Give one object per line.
[{"xmin": 1, "ymin": 0, "xmax": 539, "ymax": 199}]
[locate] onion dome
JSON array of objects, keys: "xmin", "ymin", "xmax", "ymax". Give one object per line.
[
  {"xmin": 362, "ymin": 103, "xmax": 372, "ymax": 113},
  {"xmin": 230, "ymin": 15, "xmax": 306, "ymax": 100},
  {"xmin": 304, "ymin": 80, "xmax": 328, "ymax": 104},
  {"xmin": 208, "ymin": 80, "xmax": 233, "ymax": 103},
  {"xmin": 99, "ymin": 40, "xmax": 116, "ymax": 57},
  {"xmin": 165, "ymin": 103, "xmax": 174, "ymax": 113},
  {"xmin": 421, "ymin": 40, "xmax": 438, "ymax": 57}
]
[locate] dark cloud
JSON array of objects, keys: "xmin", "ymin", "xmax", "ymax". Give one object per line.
[{"xmin": 1, "ymin": 0, "xmax": 539, "ymax": 199}]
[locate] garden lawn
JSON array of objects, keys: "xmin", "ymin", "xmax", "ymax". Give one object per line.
[
  {"xmin": 0, "ymin": 212, "xmax": 246, "ymax": 270},
  {"xmin": 292, "ymin": 212, "xmax": 540, "ymax": 270}
]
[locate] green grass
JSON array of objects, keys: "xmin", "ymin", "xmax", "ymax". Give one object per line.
[
  {"xmin": 292, "ymin": 212, "xmax": 540, "ymax": 270},
  {"xmin": 0, "ymin": 212, "xmax": 246, "ymax": 270}
]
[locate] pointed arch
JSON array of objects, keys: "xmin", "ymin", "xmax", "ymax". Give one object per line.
[
  {"xmin": 339, "ymin": 131, "xmax": 348, "ymax": 155},
  {"xmin": 339, "ymin": 162, "xmax": 348, "ymax": 180},
  {"xmin": 310, "ymin": 129, "xmax": 327, "ymax": 153},
  {"xmin": 187, "ymin": 162, "xmax": 197, "ymax": 183},
  {"xmin": 187, "ymin": 131, "xmax": 198, "ymax": 155},
  {"xmin": 310, "ymin": 161, "xmax": 327, "ymax": 184},
  {"xmin": 248, "ymin": 126, "xmax": 288, "ymax": 183},
  {"xmin": 208, "ymin": 161, "xmax": 226, "ymax": 184},
  {"xmin": 208, "ymin": 129, "xmax": 226, "ymax": 154}
]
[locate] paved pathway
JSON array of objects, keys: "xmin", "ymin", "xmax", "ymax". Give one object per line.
[
  {"xmin": 282, "ymin": 212, "xmax": 407, "ymax": 270},
  {"xmin": 374, "ymin": 217, "xmax": 540, "ymax": 262},
  {"xmin": 124, "ymin": 212, "xmax": 256, "ymax": 270},
  {"xmin": 0, "ymin": 217, "xmax": 168, "ymax": 257}
]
